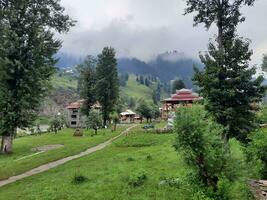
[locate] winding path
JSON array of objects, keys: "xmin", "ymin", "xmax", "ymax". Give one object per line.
[{"xmin": 0, "ymin": 125, "xmax": 137, "ymax": 187}]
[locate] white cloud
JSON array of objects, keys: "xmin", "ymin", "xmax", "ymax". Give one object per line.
[{"xmin": 59, "ymin": 0, "xmax": 267, "ymax": 65}]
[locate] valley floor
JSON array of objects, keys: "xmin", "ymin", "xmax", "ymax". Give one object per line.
[{"xmin": 0, "ymin": 124, "xmax": 253, "ymax": 200}]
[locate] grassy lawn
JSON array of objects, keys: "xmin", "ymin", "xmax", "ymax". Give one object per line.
[
  {"xmin": 0, "ymin": 125, "xmax": 130, "ymax": 180},
  {"xmin": 0, "ymin": 126, "xmax": 251, "ymax": 200}
]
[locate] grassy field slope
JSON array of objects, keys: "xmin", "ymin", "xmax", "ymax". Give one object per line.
[
  {"xmin": 120, "ymin": 74, "xmax": 153, "ymax": 102},
  {"xmin": 0, "ymin": 126, "xmax": 129, "ymax": 180},
  {"xmin": 0, "ymin": 126, "xmax": 251, "ymax": 200}
]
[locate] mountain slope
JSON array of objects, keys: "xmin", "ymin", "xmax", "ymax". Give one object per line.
[{"xmin": 120, "ymin": 74, "xmax": 153, "ymax": 102}]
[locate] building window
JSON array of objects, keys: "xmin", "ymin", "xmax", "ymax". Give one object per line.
[
  {"xmin": 71, "ymin": 115, "xmax": 77, "ymax": 119},
  {"xmin": 71, "ymin": 121, "xmax": 77, "ymax": 125},
  {"xmin": 72, "ymin": 109, "xmax": 78, "ymax": 114}
]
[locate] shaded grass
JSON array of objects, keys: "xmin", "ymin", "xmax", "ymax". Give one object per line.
[{"xmin": 0, "ymin": 125, "xmax": 129, "ymax": 180}]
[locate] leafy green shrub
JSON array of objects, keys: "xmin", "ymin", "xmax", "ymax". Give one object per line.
[
  {"xmin": 73, "ymin": 129, "xmax": 83, "ymax": 137},
  {"xmin": 72, "ymin": 174, "xmax": 88, "ymax": 184},
  {"xmin": 86, "ymin": 111, "xmax": 103, "ymax": 135},
  {"xmin": 174, "ymin": 105, "xmax": 233, "ymax": 195},
  {"xmin": 128, "ymin": 171, "xmax": 147, "ymax": 187},
  {"xmin": 256, "ymin": 105, "xmax": 267, "ymax": 124},
  {"xmin": 246, "ymin": 129, "xmax": 267, "ymax": 179},
  {"xmin": 126, "ymin": 157, "xmax": 135, "ymax": 162},
  {"xmin": 146, "ymin": 154, "xmax": 152, "ymax": 160}
]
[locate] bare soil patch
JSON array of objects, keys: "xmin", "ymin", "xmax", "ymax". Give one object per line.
[{"xmin": 32, "ymin": 144, "xmax": 64, "ymax": 152}]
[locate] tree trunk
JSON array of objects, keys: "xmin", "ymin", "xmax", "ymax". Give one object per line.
[
  {"xmin": 113, "ymin": 123, "xmax": 117, "ymax": 131},
  {"xmin": 1, "ymin": 135, "xmax": 13, "ymax": 154}
]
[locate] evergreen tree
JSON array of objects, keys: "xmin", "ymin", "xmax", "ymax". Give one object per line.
[
  {"xmin": 77, "ymin": 55, "xmax": 97, "ymax": 117},
  {"xmin": 185, "ymin": 0, "xmax": 265, "ymax": 143},
  {"xmin": 139, "ymin": 75, "xmax": 144, "ymax": 85},
  {"xmin": 156, "ymin": 83, "xmax": 161, "ymax": 102},
  {"xmin": 0, "ymin": 0, "xmax": 74, "ymax": 153},
  {"xmin": 262, "ymin": 54, "xmax": 267, "ymax": 72},
  {"xmin": 96, "ymin": 47, "xmax": 119, "ymax": 126},
  {"xmin": 152, "ymin": 90, "xmax": 158, "ymax": 105},
  {"xmin": 172, "ymin": 79, "xmax": 185, "ymax": 93}
]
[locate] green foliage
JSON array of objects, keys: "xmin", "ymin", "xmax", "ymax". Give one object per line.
[
  {"xmin": 119, "ymin": 73, "xmax": 129, "ymax": 87},
  {"xmin": 72, "ymin": 174, "xmax": 88, "ymax": 184},
  {"xmin": 77, "ymin": 55, "xmax": 97, "ymax": 116},
  {"xmin": 172, "ymin": 79, "xmax": 185, "ymax": 93},
  {"xmin": 256, "ymin": 105, "xmax": 267, "ymax": 124},
  {"xmin": 96, "ymin": 47, "xmax": 119, "ymax": 125},
  {"xmin": 128, "ymin": 170, "xmax": 147, "ymax": 187},
  {"xmin": 0, "ymin": 0, "xmax": 74, "ymax": 153},
  {"xmin": 86, "ymin": 111, "xmax": 103, "ymax": 135},
  {"xmin": 261, "ymin": 54, "xmax": 267, "ymax": 72},
  {"xmin": 174, "ymin": 105, "xmax": 228, "ymax": 191},
  {"xmin": 49, "ymin": 116, "xmax": 64, "ymax": 134},
  {"xmin": 136, "ymin": 100, "xmax": 153, "ymax": 122},
  {"xmin": 194, "ymin": 38, "xmax": 265, "ymax": 143},
  {"xmin": 146, "ymin": 154, "xmax": 152, "ymax": 160},
  {"xmin": 126, "ymin": 157, "xmax": 135, "ymax": 162},
  {"xmin": 185, "ymin": 0, "xmax": 265, "ymax": 143},
  {"xmin": 159, "ymin": 177, "xmax": 182, "ymax": 188},
  {"xmin": 246, "ymin": 129, "xmax": 267, "ymax": 179},
  {"xmin": 109, "ymin": 111, "xmax": 120, "ymax": 131}
]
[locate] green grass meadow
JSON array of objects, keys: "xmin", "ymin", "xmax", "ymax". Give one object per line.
[
  {"xmin": 0, "ymin": 125, "xmax": 253, "ymax": 200},
  {"xmin": 0, "ymin": 126, "xmax": 129, "ymax": 180}
]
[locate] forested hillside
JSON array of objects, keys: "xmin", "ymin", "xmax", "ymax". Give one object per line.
[{"xmin": 56, "ymin": 51, "xmax": 203, "ymax": 88}]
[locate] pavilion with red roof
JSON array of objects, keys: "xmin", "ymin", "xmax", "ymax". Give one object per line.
[{"xmin": 161, "ymin": 88, "xmax": 202, "ymax": 119}]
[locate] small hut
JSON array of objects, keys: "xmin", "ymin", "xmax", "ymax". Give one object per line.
[{"xmin": 120, "ymin": 110, "xmax": 136, "ymax": 123}]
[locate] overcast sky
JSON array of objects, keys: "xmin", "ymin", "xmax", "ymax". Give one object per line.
[{"xmin": 59, "ymin": 0, "xmax": 267, "ymax": 65}]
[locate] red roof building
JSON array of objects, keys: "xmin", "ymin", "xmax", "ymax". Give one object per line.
[{"xmin": 161, "ymin": 88, "xmax": 202, "ymax": 119}]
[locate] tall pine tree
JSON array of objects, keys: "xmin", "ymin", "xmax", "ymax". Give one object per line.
[
  {"xmin": 96, "ymin": 47, "xmax": 119, "ymax": 126},
  {"xmin": 0, "ymin": 0, "xmax": 74, "ymax": 153},
  {"xmin": 77, "ymin": 55, "xmax": 97, "ymax": 117},
  {"xmin": 185, "ymin": 0, "xmax": 265, "ymax": 143}
]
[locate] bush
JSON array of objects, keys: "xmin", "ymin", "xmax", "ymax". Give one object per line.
[
  {"xmin": 126, "ymin": 157, "xmax": 135, "ymax": 162},
  {"xmin": 146, "ymin": 154, "xmax": 152, "ymax": 160},
  {"xmin": 246, "ymin": 129, "xmax": 267, "ymax": 179},
  {"xmin": 128, "ymin": 171, "xmax": 147, "ymax": 187},
  {"xmin": 174, "ymin": 105, "xmax": 231, "ymax": 193},
  {"xmin": 72, "ymin": 174, "xmax": 88, "ymax": 184},
  {"xmin": 73, "ymin": 129, "xmax": 83, "ymax": 137}
]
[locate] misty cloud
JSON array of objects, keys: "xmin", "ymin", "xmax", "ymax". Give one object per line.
[{"xmin": 59, "ymin": 0, "xmax": 267, "ymax": 65}]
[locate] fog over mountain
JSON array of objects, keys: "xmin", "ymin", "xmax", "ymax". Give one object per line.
[
  {"xmin": 56, "ymin": 51, "xmax": 202, "ymax": 88},
  {"xmin": 59, "ymin": 0, "xmax": 267, "ymax": 66}
]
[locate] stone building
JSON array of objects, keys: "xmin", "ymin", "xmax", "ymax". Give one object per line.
[{"xmin": 66, "ymin": 100, "xmax": 101, "ymax": 128}]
